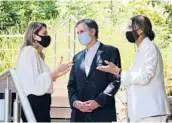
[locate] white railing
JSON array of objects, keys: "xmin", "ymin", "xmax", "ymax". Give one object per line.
[
  {"xmin": 53, "ymin": 15, "xmax": 78, "ymax": 67},
  {"xmin": 0, "ymin": 69, "xmax": 36, "ymax": 122}
]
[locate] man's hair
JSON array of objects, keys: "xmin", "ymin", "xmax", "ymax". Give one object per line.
[{"xmin": 76, "ymin": 19, "xmax": 99, "ymax": 39}]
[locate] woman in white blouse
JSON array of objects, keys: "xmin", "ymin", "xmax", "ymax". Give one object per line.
[
  {"xmin": 17, "ymin": 22, "xmax": 72, "ymax": 122},
  {"xmin": 97, "ymin": 15, "xmax": 170, "ymax": 122}
]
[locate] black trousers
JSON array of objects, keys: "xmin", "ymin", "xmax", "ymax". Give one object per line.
[{"xmin": 21, "ymin": 94, "xmax": 51, "ymax": 122}]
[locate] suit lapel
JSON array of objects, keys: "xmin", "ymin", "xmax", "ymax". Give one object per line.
[
  {"xmin": 77, "ymin": 50, "xmax": 87, "ymax": 78},
  {"xmin": 87, "ymin": 43, "xmax": 105, "ymax": 78}
]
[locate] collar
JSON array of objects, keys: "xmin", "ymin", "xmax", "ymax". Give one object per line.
[
  {"xmin": 85, "ymin": 41, "xmax": 100, "ymax": 53},
  {"xmin": 137, "ymin": 37, "xmax": 149, "ymax": 52}
]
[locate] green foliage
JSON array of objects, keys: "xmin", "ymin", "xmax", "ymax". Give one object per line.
[
  {"xmin": 56, "ymin": 0, "xmax": 97, "ymax": 20},
  {"xmin": 0, "ymin": 1, "xmax": 58, "ymax": 33},
  {"xmin": 164, "ymin": 3, "xmax": 172, "ymax": 23},
  {"xmin": 0, "ymin": 1, "xmax": 58, "ymax": 72}
]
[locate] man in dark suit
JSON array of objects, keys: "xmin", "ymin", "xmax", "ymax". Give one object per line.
[{"xmin": 67, "ymin": 19, "xmax": 121, "ymax": 122}]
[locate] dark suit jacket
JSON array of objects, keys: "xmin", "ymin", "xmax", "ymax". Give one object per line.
[{"xmin": 67, "ymin": 42, "xmax": 121, "ymax": 122}]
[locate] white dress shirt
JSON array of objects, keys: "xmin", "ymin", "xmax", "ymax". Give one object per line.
[
  {"xmin": 85, "ymin": 41, "xmax": 100, "ymax": 76},
  {"xmin": 73, "ymin": 41, "xmax": 100, "ymax": 106},
  {"xmin": 17, "ymin": 46, "xmax": 53, "ymax": 96},
  {"xmin": 121, "ymin": 37, "xmax": 171, "ymax": 121}
]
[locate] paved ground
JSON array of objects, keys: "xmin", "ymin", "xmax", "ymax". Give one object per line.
[
  {"xmin": 50, "ymin": 78, "xmax": 71, "ymax": 119},
  {"xmin": 51, "ymin": 78, "xmax": 69, "ymax": 107}
]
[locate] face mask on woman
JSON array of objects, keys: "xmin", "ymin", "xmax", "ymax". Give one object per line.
[
  {"xmin": 36, "ymin": 35, "xmax": 51, "ymax": 48},
  {"xmin": 125, "ymin": 29, "xmax": 140, "ymax": 43}
]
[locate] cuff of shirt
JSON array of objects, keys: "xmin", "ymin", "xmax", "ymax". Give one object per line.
[
  {"xmin": 47, "ymin": 72, "xmax": 53, "ymax": 82},
  {"xmin": 73, "ymin": 100, "xmax": 78, "ymax": 108},
  {"xmin": 121, "ymin": 70, "xmax": 130, "ymax": 87}
]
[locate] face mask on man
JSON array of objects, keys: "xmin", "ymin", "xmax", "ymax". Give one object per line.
[
  {"xmin": 36, "ymin": 35, "xmax": 51, "ymax": 48},
  {"xmin": 125, "ymin": 30, "xmax": 139, "ymax": 43},
  {"xmin": 78, "ymin": 32, "xmax": 92, "ymax": 46}
]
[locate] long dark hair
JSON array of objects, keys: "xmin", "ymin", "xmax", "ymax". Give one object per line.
[{"xmin": 131, "ymin": 15, "xmax": 155, "ymax": 41}]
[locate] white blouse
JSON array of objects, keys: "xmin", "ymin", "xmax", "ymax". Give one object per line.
[
  {"xmin": 121, "ymin": 37, "xmax": 170, "ymax": 121},
  {"xmin": 17, "ymin": 46, "xmax": 53, "ymax": 96}
]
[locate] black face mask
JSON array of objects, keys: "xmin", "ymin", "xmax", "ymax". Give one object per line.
[
  {"xmin": 37, "ymin": 35, "xmax": 51, "ymax": 48},
  {"xmin": 125, "ymin": 30, "xmax": 139, "ymax": 43}
]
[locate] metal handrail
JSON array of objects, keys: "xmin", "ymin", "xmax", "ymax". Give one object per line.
[
  {"xmin": 55, "ymin": 15, "xmax": 77, "ymax": 29},
  {"xmin": 52, "ymin": 15, "xmax": 78, "ymax": 68},
  {"xmin": 0, "ymin": 70, "xmax": 10, "ymax": 80},
  {"xmin": 0, "ymin": 34, "xmax": 24, "ymax": 38},
  {"xmin": 0, "ymin": 69, "xmax": 36, "ymax": 122}
]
